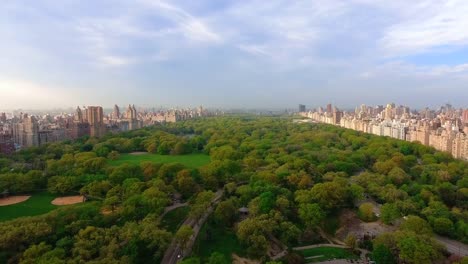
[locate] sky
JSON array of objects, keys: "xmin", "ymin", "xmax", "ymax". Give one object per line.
[{"xmin": 0, "ymin": 0, "xmax": 467, "ymax": 110}]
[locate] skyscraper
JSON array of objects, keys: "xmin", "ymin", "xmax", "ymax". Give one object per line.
[
  {"xmin": 113, "ymin": 104, "xmax": 120, "ymax": 120},
  {"xmin": 12, "ymin": 114, "xmax": 39, "ymax": 147},
  {"xmin": 463, "ymin": 109, "xmax": 468, "ymax": 125},
  {"xmin": 299, "ymin": 104, "xmax": 306, "ymax": 112},
  {"xmin": 87, "ymin": 106, "xmax": 105, "ymax": 137},
  {"xmin": 326, "ymin": 103, "xmax": 332, "ymax": 114},
  {"xmin": 75, "ymin": 106, "xmax": 83, "ymax": 123}
]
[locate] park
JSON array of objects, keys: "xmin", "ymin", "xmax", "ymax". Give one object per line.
[{"xmin": 108, "ymin": 152, "xmax": 210, "ymax": 169}]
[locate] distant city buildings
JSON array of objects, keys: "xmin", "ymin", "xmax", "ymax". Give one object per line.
[
  {"xmin": 0, "ymin": 104, "xmax": 215, "ymax": 153},
  {"xmin": 299, "ymin": 104, "xmax": 306, "ymax": 113},
  {"xmin": 300, "ymin": 103, "xmax": 468, "ymax": 161}
]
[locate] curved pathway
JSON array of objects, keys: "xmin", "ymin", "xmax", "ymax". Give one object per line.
[{"xmin": 158, "ymin": 202, "xmax": 188, "ymax": 220}]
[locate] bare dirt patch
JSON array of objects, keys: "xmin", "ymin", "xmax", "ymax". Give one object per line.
[
  {"xmin": 51, "ymin": 196, "xmax": 85, "ymax": 206},
  {"xmin": 0, "ymin": 195, "xmax": 31, "ymax": 206},
  {"xmin": 129, "ymin": 152, "xmax": 148, "ymax": 155},
  {"xmin": 336, "ymin": 209, "xmax": 395, "ymax": 241},
  {"xmin": 232, "ymin": 254, "xmax": 260, "ymax": 264}
]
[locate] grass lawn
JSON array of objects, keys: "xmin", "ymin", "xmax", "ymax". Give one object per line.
[
  {"xmin": 108, "ymin": 153, "xmax": 210, "ymax": 169},
  {"xmin": 296, "ymin": 247, "xmax": 358, "ymax": 263},
  {"xmin": 161, "ymin": 206, "xmax": 189, "ymax": 233},
  {"xmin": 193, "ymin": 218, "xmax": 246, "ymax": 262},
  {"xmin": 0, "ymin": 192, "xmax": 57, "ymax": 222}
]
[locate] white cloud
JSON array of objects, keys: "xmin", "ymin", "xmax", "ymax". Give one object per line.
[
  {"xmin": 139, "ymin": 0, "xmax": 222, "ymax": 43},
  {"xmin": 238, "ymin": 44, "xmax": 270, "ymax": 57},
  {"xmin": 379, "ymin": 0, "xmax": 468, "ymax": 56},
  {"xmin": 71, "ymin": 0, "xmax": 222, "ymax": 67},
  {"xmin": 359, "ymin": 61, "xmax": 468, "ymax": 80}
]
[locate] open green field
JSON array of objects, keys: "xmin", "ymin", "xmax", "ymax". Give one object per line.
[
  {"xmin": 0, "ymin": 192, "xmax": 57, "ymax": 222},
  {"xmin": 108, "ymin": 153, "xmax": 210, "ymax": 169},
  {"xmin": 161, "ymin": 206, "xmax": 190, "ymax": 233},
  {"xmin": 296, "ymin": 247, "xmax": 358, "ymax": 263},
  {"xmin": 193, "ymin": 218, "xmax": 246, "ymax": 262}
]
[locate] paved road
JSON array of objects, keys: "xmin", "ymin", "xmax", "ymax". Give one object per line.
[
  {"xmin": 293, "ymin": 243, "xmax": 348, "ymax": 251},
  {"xmin": 435, "ymin": 236, "xmax": 468, "ymax": 256},
  {"xmin": 160, "ymin": 190, "xmax": 224, "ymax": 264}
]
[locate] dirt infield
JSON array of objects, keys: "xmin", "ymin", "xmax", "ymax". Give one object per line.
[
  {"xmin": 51, "ymin": 196, "xmax": 85, "ymax": 206},
  {"xmin": 0, "ymin": 195, "xmax": 31, "ymax": 206}
]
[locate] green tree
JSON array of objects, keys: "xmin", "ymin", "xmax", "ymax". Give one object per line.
[
  {"xmin": 189, "ymin": 191, "xmax": 215, "ymax": 220},
  {"xmin": 358, "ymin": 202, "xmax": 375, "ymax": 222},
  {"xmin": 47, "ymin": 176, "xmax": 79, "ymax": 195},
  {"xmin": 371, "ymin": 244, "xmax": 395, "ymax": 264},
  {"xmin": 237, "ymin": 215, "xmax": 274, "ymax": 257},
  {"xmin": 400, "ymin": 216, "xmax": 432, "ymax": 236},
  {"xmin": 180, "ymin": 257, "xmax": 200, "ymax": 264},
  {"xmin": 396, "ymin": 231, "xmax": 442, "ymax": 264},
  {"xmin": 432, "ymin": 217, "xmax": 454, "ymax": 236},
  {"xmin": 344, "ymin": 233, "xmax": 357, "ymax": 250},
  {"xmin": 207, "ymin": 252, "xmax": 229, "ymax": 264},
  {"xmin": 309, "ymin": 179, "xmax": 348, "ymax": 210},
  {"xmin": 380, "ymin": 203, "xmax": 400, "ymax": 225},
  {"xmin": 175, "ymin": 225, "xmax": 193, "ymax": 250},
  {"xmin": 298, "ymin": 203, "xmax": 325, "ymax": 229},
  {"xmin": 388, "ymin": 167, "xmax": 409, "ymax": 186},
  {"xmin": 214, "ymin": 199, "xmax": 237, "ymax": 226},
  {"xmin": 176, "ymin": 169, "xmax": 197, "ymax": 198},
  {"xmin": 107, "ymin": 150, "xmax": 120, "ymax": 160}
]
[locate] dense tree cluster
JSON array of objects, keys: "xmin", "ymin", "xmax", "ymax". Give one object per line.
[{"xmin": 0, "ymin": 116, "xmax": 466, "ymax": 263}]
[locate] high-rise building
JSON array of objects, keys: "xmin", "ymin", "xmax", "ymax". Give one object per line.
[
  {"xmin": 113, "ymin": 104, "xmax": 120, "ymax": 119},
  {"xmin": 463, "ymin": 109, "xmax": 468, "ymax": 125},
  {"xmin": 298, "ymin": 104, "xmax": 306, "ymax": 113},
  {"xmin": 0, "ymin": 113, "xmax": 6, "ymax": 123},
  {"xmin": 326, "ymin": 103, "xmax": 332, "ymax": 114},
  {"xmin": 12, "ymin": 114, "xmax": 39, "ymax": 147},
  {"xmin": 87, "ymin": 106, "xmax": 105, "ymax": 137},
  {"xmin": 75, "ymin": 106, "xmax": 83, "ymax": 123},
  {"xmin": 124, "ymin": 104, "xmax": 141, "ymax": 130}
]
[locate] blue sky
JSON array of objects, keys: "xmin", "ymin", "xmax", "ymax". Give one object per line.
[{"xmin": 0, "ymin": 0, "xmax": 467, "ymax": 109}]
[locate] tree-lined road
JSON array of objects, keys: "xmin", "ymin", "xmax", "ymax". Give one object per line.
[{"xmin": 161, "ymin": 189, "xmax": 224, "ymax": 264}]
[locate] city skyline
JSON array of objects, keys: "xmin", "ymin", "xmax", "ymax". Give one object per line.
[
  {"xmin": 1, "ymin": 0, "xmax": 468, "ymax": 109},
  {"xmin": 300, "ymin": 102, "xmax": 468, "ymax": 161}
]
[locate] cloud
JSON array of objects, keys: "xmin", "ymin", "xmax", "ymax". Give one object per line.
[
  {"xmin": 70, "ymin": 0, "xmax": 223, "ymax": 67},
  {"xmin": 379, "ymin": 0, "xmax": 468, "ymax": 57},
  {"xmin": 1, "ymin": 0, "xmax": 468, "ymax": 109},
  {"xmin": 238, "ymin": 44, "xmax": 270, "ymax": 57},
  {"xmin": 139, "ymin": 0, "xmax": 222, "ymax": 43}
]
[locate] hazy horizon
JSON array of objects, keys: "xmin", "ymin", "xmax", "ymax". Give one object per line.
[{"xmin": 1, "ymin": 0, "xmax": 468, "ymax": 109}]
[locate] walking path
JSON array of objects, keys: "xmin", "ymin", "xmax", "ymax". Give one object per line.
[
  {"xmin": 158, "ymin": 202, "xmax": 188, "ymax": 220},
  {"xmin": 435, "ymin": 235, "xmax": 468, "ymax": 256}
]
